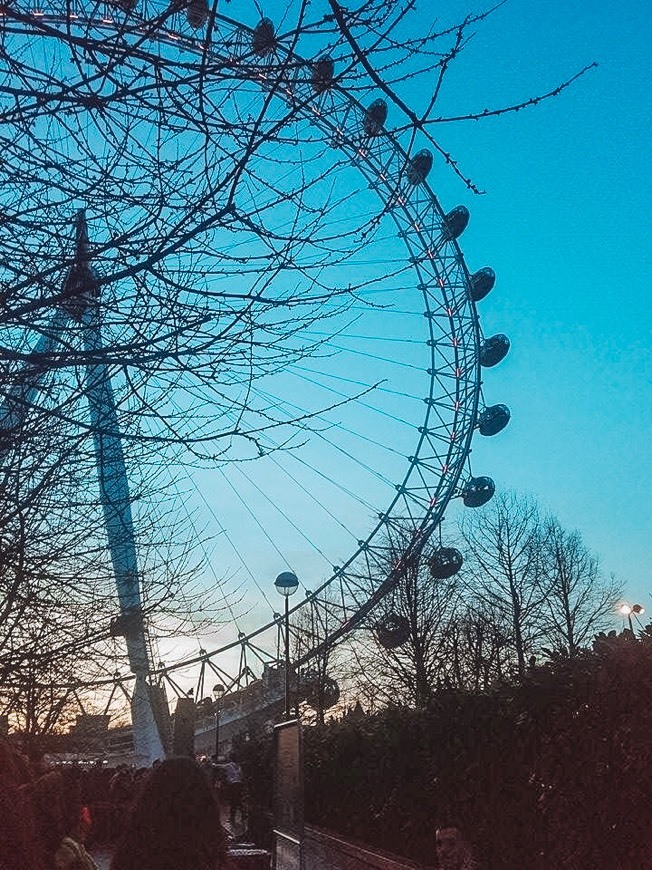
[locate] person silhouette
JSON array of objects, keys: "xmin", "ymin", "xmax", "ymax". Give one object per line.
[
  {"xmin": 110, "ymin": 757, "xmax": 226, "ymax": 870},
  {"xmin": 435, "ymin": 823, "xmax": 478, "ymax": 870}
]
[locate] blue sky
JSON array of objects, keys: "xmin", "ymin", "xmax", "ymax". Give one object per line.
[{"xmin": 414, "ymin": 0, "xmax": 651, "ymax": 616}]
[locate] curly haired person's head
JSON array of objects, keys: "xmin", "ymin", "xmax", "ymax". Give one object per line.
[{"xmin": 110, "ymin": 756, "xmax": 226, "ymax": 870}]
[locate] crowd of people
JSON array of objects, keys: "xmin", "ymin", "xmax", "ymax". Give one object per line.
[
  {"xmin": 1, "ymin": 736, "xmax": 479, "ymax": 870},
  {"xmin": 0, "ymin": 741, "xmax": 238, "ymax": 870}
]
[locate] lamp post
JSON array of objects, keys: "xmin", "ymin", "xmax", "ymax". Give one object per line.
[
  {"xmin": 275, "ymin": 571, "xmax": 299, "ymax": 718},
  {"xmin": 620, "ymin": 603, "xmax": 645, "ymax": 633},
  {"xmin": 213, "ymin": 683, "xmax": 225, "ymax": 759}
]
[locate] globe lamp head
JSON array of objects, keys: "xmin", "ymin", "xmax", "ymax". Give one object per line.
[{"xmin": 275, "ymin": 571, "xmax": 299, "ymax": 597}]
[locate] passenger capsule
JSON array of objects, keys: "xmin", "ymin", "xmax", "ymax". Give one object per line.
[
  {"xmin": 478, "ymin": 404, "xmax": 511, "ymax": 436},
  {"xmin": 375, "ymin": 613, "xmax": 410, "ymax": 649},
  {"xmin": 428, "ymin": 547, "xmax": 464, "ymax": 580},
  {"xmin": 406, "ymin": 149, "xmax": 433, "ymax": 185},
  {"xmin": 312, "ymin": 55, "xmax": 334, "ymax": 93},
  {"xmin": 362, "ymin": 99, "xmax": 388, "ymax": 137},
  {"xmin": 480, "ymin": 334, "xmax": 510, "ymax": 368},
  {"xmin": 462, "ymin": 476, "xmax": 496, "ymax": 508},
  {"xmin": 186, "ymin": 0, "xmax": 208, "ymax": 29},
  {"xmin": 442, "ymin": 205, "xmax": 470, "ymax": 240},
  {"xmin": 252, "ymin": 17, "xmax": 276, "ymax": 56},
  {"xmin": 470, "ymin": 267, "xmax": 496, "ymax": 302},
  {"xmin": 301, "ymin": 672, "xmax": 340, "ymax": 710}
]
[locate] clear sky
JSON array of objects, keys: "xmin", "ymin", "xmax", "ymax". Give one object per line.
[{"xmin": 422, "ymin": 0, "xmax": 651, "ymax": 614}]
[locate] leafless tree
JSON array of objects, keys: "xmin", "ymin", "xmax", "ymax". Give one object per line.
[
  {"xmin": 342, "ymin": 527, "xmax": 462, "ymax": 708},
  {"xmin": 441, "ymin": 602, "xmax": 511, "ymax": 691},
  {"xmin": 0, "ymin": 1, "xmax": 597, "ymax": 454},
  {"xmin": 0, "ymin": 413, "xmax": 225, "ymax": 734},
  {"xmin": 458, "ymin": 491, "xmax": 549, "ymax": 677},
  {"xmin": 0, "ymin": 0, "xmax": 596, "ymax": 725},
  {"xmin": 292, "ymin": 586, "xmax": 343, "ymax": 724},
  {"xmin": 343, "ymin": 492, "xmax": 619, "ymax": 706},
  {"xmin": 459, "ymin": 492, "xmax": 620, "ymax": 675},
  {"xmin": 538, "ymin": 518, "xmax": 621, "ymax": 656}
]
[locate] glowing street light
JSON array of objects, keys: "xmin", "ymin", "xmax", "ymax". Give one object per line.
[{"xmin": 619, "ymin": 603, "xmax": 645, "ymax": 633}]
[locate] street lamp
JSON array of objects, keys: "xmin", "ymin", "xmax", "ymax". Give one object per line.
[
  {"xmin": 619, "ymin": 603, "xmax": 645, "ymax": 633},
  {"xmin": 212, "ymin": 683, "xmax": 225, "ymax": 759},
  {"xmin": 275, "ymin": 571, "xmax": 299, "ymax": 718}
]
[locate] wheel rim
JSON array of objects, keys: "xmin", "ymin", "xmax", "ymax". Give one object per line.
[{"xmin": 0, "ymin": 5, "xmax": 501, "ymax": 711}]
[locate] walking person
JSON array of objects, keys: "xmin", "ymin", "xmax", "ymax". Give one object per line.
[
  {"xmin": 221, "ymin": 758, "xmax": 244, "ymax": 829},
  {"xmin": 31, "ymin": 767, "xmax": 98, "ymax": 870}
]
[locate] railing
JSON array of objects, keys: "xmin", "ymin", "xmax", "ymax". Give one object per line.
[{"xmin": 302, "ymin": 825, "xmax": 425, "ymax": 870}]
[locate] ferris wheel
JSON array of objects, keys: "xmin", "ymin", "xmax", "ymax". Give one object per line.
[{"xmin": 0, "ymin": 2, "xmax": 510, "ymax": 759}]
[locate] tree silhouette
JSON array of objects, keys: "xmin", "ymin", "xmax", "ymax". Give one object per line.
[
  {"xmin": 0, "ymin": 0, "xmax": 596, "ymax": 727},
  {"xmin": 342, "ymin": 527, "xmax": 462, "ymax": 708},
  {"xmin": 459, "ymin": 491, "xmax": 549, "ymax": 676},
  {"xmin": 539, "ymin": 517, "xmax": 620, "ymax": 655},
  {"xmin": 459, "ymin": 491, "xmax": 620, "ymax": 676}
]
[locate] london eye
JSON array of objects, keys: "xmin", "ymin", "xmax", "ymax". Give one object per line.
[{"xmin": 0, "ymin": 1, "xmax": 510, "ymax": 759}]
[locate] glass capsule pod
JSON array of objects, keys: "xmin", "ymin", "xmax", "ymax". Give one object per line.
[
  {"xmin": 406, "ymin": 149, "xmax": 433, "ymax": 185},
  {"xmin": 478, "ymin": 404, "xmax": 511, "ymax": 436},
  {"xmin": 442, "ymin": 205, "xmax": 470, "ymax": 240},
  {"xmin": 186, "ymin": 0, "xmax": 208, "ymax": 29},
  {"xmin": 375, "ymin": 613, "xmax": 410, "ymax": 649},
  {"xmin": 312, "ymin": 55, "xmax": 334, "ymax": 93},
  {"xmin": 469, "ymin": 267, "xmax": 496, "ymax": 302},
  {"xmin": 428, "ymin": 547, "xmax": 464, "ymax": 579},
  {"xmin": 362, "ymin": 99, "xmax": 388, "ymax": 137},
  {"xmin": 111, "ymin": 0, "xmax": 137, "ymax": 11},
  {"xmin": 480, "ymin": 334, "xmax": 510, "ymax": 368},
  {"xmin": 461, "ymin": 476, "xmax": 496, "ymax": 508},
  {"xmin": 301, "ymin": 672, "xmax": 341, "ymax": 710},
  {"xmin": 252, "ymin": 18, "xmax": 276, "ymax": 56}
]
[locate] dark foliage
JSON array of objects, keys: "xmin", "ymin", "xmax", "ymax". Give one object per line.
[{"xmin": 241, "ymin": 628, "xmax": 652, "ymax": 868}]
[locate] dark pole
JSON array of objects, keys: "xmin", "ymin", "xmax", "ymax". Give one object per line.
[
  {"xmin": 284, "ymin": 593, "xmax": 291, "ymax": 718},
  {"xmin": 274, "ymin": 571, "xmax": 298, "ymax": 720},
  {"xmin": 212, "ymin": 684, "xmax": 224, "ymax": 759},
  {"xmin": 214, "ymin": 699, "xmax": 220, "ymax": 758}
]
